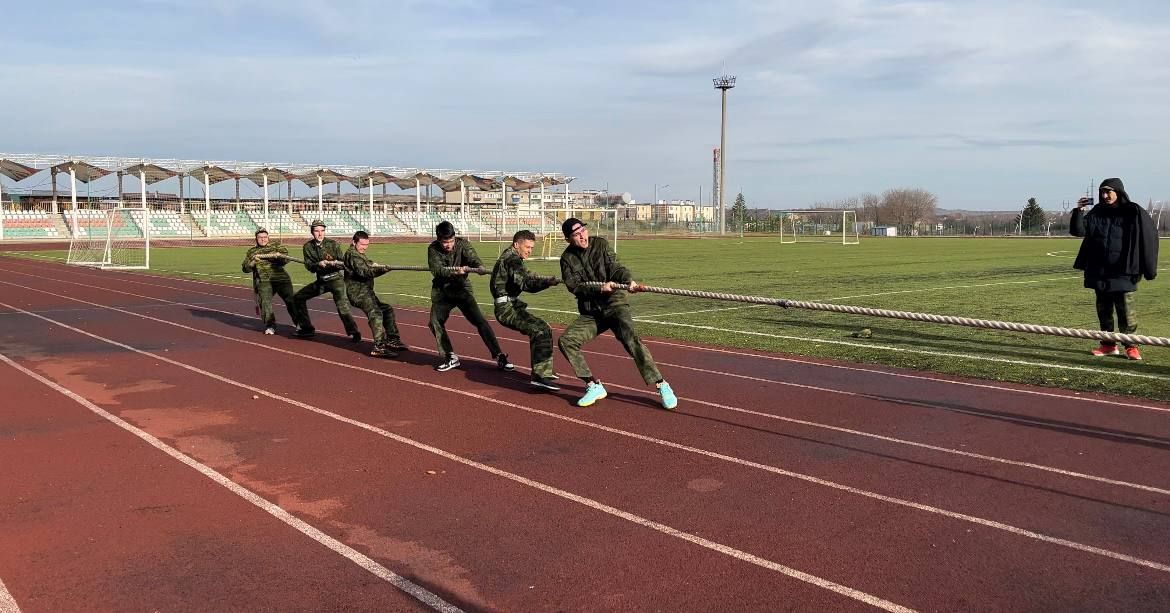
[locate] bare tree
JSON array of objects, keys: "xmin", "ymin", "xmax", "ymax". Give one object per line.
[
  {"xmin": 880, "ymin": 188, "xmax": 937, "ymax": 233},
  {"xmin": 859, "ymin": 192, "xmax": 881, "ymax": 224}
]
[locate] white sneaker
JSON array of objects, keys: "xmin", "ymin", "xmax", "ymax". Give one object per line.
[
  {"xmin": 435, "ymin": 354, "xmax": 461, "ymax": 372},
  {"xmin": 264, "ymin": 327, "xmax": 275, "ymax": 335}
]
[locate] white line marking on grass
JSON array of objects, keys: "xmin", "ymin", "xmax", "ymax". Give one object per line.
[
  {"xmin": 820, "ymin": 276, "xmax": 1081, "ymax": 302},
  {"xmin": 0, "ymin": 352, "xmax": 461, "ymax": 613},
  {"xmin": 0, "ymin": 303, "xmax": 914, "ymax": 613},
  {"xmin": 5, "ymin": 288, "xmax": 1170, "ymax": 577},
  {"xmin": 638, "ymin": 304, "xmax": 767, "ymax": 318},
  {"xmin": 633, "ymin": 317, "xmax": 1170, "ymax": 383},
  {"xmin": 20, "ymin": 266, "xmax": 1164, "ymax": 488},
  {"xmin": 0, "ymin": 576, "xmax": 21, "ymax": 613},
  {"xmin": 12, "ymin": 260, "xmax": 1170, "ymax": 412}
]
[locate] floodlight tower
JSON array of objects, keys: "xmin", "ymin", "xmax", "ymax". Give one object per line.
[{"xmin": 713, "ymin": 74, "xmax": 736, "ymax": 235}]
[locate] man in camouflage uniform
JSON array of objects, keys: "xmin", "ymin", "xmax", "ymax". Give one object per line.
[
  {"xmin": 428, "ymin": 220, "xmax": 512, "ymax": 372},
  {"xmin": 291, "ymin": 219, "xmax": 361, "ymax": 341},
  {"xmin": 242, "ymin": 228, "xmax": 300, "ymax": 335},
  {"xmin": 491, "ymin": 229, "xmax": 561, "ymax": 391},
  {"xmin": 557, "ymin": 217, "xmax": 677, "ymax": 409},
  {"xmin": 344, "ymin": 230, "xmax": 408, "ymax": 357}
]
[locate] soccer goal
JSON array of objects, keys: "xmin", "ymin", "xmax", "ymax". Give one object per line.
[
  {"xmin": 477, "ymin": 207, "xmax": 622, "ymax": 259},
  {"xmin": 779, "ymin": 210, "xmax": 859, "ymax": 244},
  {"xmin": 66, "ymin": 207, "xmax": 151, "ymax": 269}
]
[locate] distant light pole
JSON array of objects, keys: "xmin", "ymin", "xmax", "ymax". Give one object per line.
[
  {"xmin": 654, "ymin": 183, "xmax": 670, "ymax": 231},
  {"xmin": 713, "ymin": 74, "xmax": 736, "ymax": 235}
]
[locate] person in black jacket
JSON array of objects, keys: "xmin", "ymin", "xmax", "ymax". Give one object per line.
[{"xmin": 1070, "ymin": 178, "xmax": 1158, "ymax": 360}]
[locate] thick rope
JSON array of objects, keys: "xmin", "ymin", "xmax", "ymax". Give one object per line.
[
  {"xmin": 582, "ymin": 282, "xmax": 1170, "ymax": 348},
  {"xmin": 251, "ymin": 254, "xmax": 485, "ymax": 275}
]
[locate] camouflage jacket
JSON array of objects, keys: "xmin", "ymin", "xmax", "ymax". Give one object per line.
[
  {"xmin": 559, "ymin": 236, "xmax": 632, "ymax": 314},
  {"xmin": 302, "ymin": 238, "xmax": 346, "ymax": 282},
  {"xmin": 344, "ymin": 245, "xmax": 388, "ymax": 293},
  {"xmin": 428, "ymin": 237, "xmax": 481, "ymax": 294},
  {"xmin": 490, "ymin": 246, "xmax": 555, "ymax": 300},
  {"xmin": 242, "ymin": 241, "xmax": 291, "ymax": 282}
]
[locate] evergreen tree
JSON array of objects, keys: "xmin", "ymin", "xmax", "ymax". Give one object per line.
[
  {"xmin": 1020, "ymin": 197, "xmax": 1046, "ymax": 234},
  {"xmin": 731, "ymin": 192, "xmax": 747, "ymax": 233}
]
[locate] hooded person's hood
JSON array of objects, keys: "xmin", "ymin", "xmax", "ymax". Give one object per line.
[{"xmin": 1100, "ymin": 178, "xmax": 1132, "ymax": 205}]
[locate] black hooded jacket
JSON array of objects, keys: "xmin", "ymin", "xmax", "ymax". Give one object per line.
[{"xmin": 1070, "ymin": 178, "xmax": 1159, "ymax": 292}]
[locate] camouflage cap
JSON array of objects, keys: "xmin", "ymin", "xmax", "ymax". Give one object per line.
[{"xmin": 310, "ymin": 219, "xmax": 326, "ymax": 230}]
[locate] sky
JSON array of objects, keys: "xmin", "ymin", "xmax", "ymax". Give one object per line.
[{"xmin": 1, "ymin": 0, "xmax": 1168, "ymax": 210}]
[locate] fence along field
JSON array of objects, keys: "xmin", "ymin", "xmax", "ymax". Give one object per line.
[{"xmin": 9, "ymin": 234, "xmax": 1170, "ymax": 401}]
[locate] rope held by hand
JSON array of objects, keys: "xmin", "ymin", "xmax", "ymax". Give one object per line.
[{"xmin": 581, "ymin": 281, "xmax": 1170, "ymax": 348}]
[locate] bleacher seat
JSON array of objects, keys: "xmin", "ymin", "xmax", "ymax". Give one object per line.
[
  {"xmin": 195, "ymin": 211, "xmax": 258, "ymax": 236},
  {"xmin": 246, "ymin": 210, "xmax": 304, "ymax": 236},
  {"xmin": 1, "ymin": 210, "xmax": 61, "ymax": 239},
  {"xmin": 129, "ymin": 209, "xmax": 191, "ymax": 237}
]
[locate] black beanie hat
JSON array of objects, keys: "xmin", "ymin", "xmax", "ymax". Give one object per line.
[
  {"xmin": 562, "ymin": 217, "xmax": 587, "ymax": 238},
  {"xmin": 1100, "ymin": 178, "xmax": 1131, "ymax": 204}
]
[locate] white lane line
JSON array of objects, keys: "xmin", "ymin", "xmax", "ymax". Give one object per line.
[
  {"xmin": 0, "ymin": 353, "xmax": 461, "ymax": 613},
  {"xmin": 11, "ymin": 261, "xmax": 1170, "ymax": 409},
  {"xmin": 640, "ymin": 337, "xmax": 1170, "ymax": 413},
  {"xmin": 0, "ymin": 304, "xmax": 913, "ymax": 612},
  {"xmin": 632, "ymin": 317, "xmax": 1170, "ymax": 383},
  {"xmin": 9, "ymin": 267, "xmax": 1170, "ymax": 474},
  {"xmin": 0, "ymin": 576, "xmax": 21, "ymax": 613},
  {"xmin": 5, "ymin": 288, "xmax": 1170, "ymax": 576},
  {"xmin": 61, "ymin": 277, "xmax": 1170, "ymax": 492}
]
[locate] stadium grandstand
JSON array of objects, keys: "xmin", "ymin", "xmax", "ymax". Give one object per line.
[{"xmin": 0, "ymin": 153, "xmax": 579, "ymax": 241}]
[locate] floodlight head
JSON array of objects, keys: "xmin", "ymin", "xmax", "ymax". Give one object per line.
[{"xmin": 713, "ymin": 75, "xmax": 737, "ymax": 90}]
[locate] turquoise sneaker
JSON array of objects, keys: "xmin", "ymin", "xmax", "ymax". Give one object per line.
[
  {"xmin": 658, "ymin": 381, "xmax": 678, "ymax": 410},
  {"xmin": 577, "ymin": 381, "xmax": 608, "ymax": 407}
]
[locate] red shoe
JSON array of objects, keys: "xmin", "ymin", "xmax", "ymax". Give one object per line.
[
  {"xmin": 1125, "ymin": 346, "xmax": 1142, "ymax": 361},
  {"xmin": 1091, "ymin": 343, "xmax": 1119, "ymax": 357}
]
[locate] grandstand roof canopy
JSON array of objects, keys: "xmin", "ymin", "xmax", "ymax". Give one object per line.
[
  {"xmin": 0, "ymin": 153, "xmax": 573, "ymax": 188},
  {"xmin": 501, "ymin": 175, "xmax": 538, "ymax": 191},
  {"xmin": 241, "ymin": 167, "xmax": 293, "ymax": 185},
  {"xmin": 438, "ymin": 174, "xmax": 497, "ymax": 192},
  {"xmin": 187, "ymin": 164, "xmax": 239, "ymax": 184},
  {"xmin": 0, "ymin": 159, "xmax": 37, "ymax": 181},
  {"xmin": 50, "ymin": 160, "xmax": 109, "ymax": 183},
  {"xmin": 391, "ymin": 172, "xmax": 440, "ymax": 189},
  {"xmin": 121, "ymin": 163, "xmax": 179, "ymax": 185},
  {"xmin": 296, "ymin": 168, "xmax": 353, "ymax": 186},
  {"xmin": 353, "ymin": 170, "xmax": 401, "ymax": 186}
]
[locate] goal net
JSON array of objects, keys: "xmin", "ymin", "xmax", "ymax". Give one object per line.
[
  {"xmin": 779, "ymin": 210, "xmax": 859, "ymax": 244},
  {"xmin": 66, "ymin": 207, "xmax": 151, "ymax": 269}
]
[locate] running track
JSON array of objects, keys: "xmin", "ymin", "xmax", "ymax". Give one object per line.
[{"xmin": 1, "ymin": 256, "xmax": 1169, "ymax": 612}]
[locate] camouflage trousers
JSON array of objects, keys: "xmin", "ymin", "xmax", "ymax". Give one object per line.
[
  {"xmin": 347, "ymin": 283, "xmax": 402, "ymax": 347},
  {"xmin": 1095, "ymin": 290, "xmax": 1138, "ymax": 346},
  {"xmin": 292, "ymin": 277, "xmax": 360, "ymax": 336},
  {"xmin": 495, "ymin": 300, "xmax": 554, "ymax": 379},
  {"xmin": 557, "ymin": 304, "xmax": 662, "ymax": 385},
  {"xmin": 253, "ymin": 276, "xmax": 297, "ymax": 329},
  {"xmin": 430, "ymin": 288, "xmax": 502, "ymax": 358}
]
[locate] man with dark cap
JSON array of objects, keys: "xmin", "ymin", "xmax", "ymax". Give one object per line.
[
  {"xmin": 557, "ymin": 217, "xmax": 677, "ymax": 409},
  {"xmin": 491, "ymin": 229, "xmax": 561, "ymax": 390},
  {"xmin": 344, "ymin": 230, "xmax": 408, "ymax": 357},
  {"xmin": 1071, "ymin": 178, "xmax": 1159, "ymax": 360},
  {"xmin": 427, "ymin": 220, "xmax": 512, "ymax": 372},
  {"xmin": 242, "ymin": 228, "xmax": 301, "ymax": 335},
  {"xmin": 291, "ymin": 219, "xmax": 362, "ymax": 341}
]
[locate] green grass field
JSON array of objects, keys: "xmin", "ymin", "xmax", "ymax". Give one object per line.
[{"xmin": 9, "ymin": 236, "xmax": 1170, "ymax": 401}]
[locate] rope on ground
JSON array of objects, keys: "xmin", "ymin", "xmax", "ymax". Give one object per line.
[{"xmin": 582, "ymin": 281, "xmax": 1170, "ymax": 348}]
